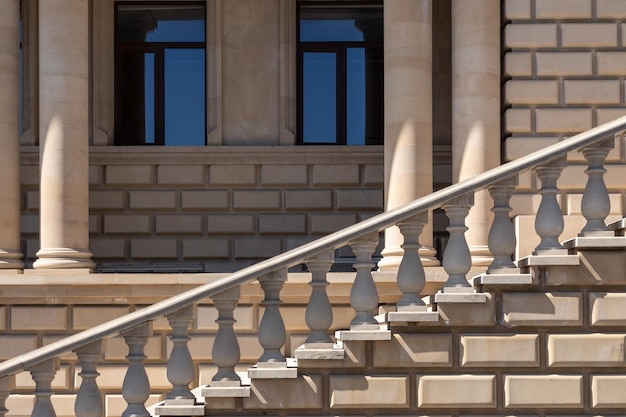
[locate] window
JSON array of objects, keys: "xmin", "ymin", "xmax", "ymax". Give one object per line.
[
  {"xmin": 297, "ymin": 1, "xmax": 383, "ymax": 145},
  {"xmin": 115, "ymin": 2, "xmax": 206, "ymax": 145}
]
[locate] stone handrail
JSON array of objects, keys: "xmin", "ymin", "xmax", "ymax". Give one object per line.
[
  {"xmin": 1, "ymin": 115, "xmax": 625, "ymax": 377},
  {"xmin": 1, "ymin": 115, "xmax": 625, "ymax": 416}
]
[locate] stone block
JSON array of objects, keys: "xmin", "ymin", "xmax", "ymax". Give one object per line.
[
  {"xmin": 436, "ymin": 293, "xmax": 495, "ymax": 326},
  {"xmin": 548, "ymin": 333, "xmax": 626, "ymax": 366},
  {"xmin": 597, "ymin": 51, "xmax": 626, "ymax": 76},
  {"xmin": 504, "ymin": 80, "xmax": 559, "ymax": 105},
  {"xmin": 330, "ymin": 375, "xmax": 408, "ymax": 408},
  {"xmin": 417, "ymin": 375, "xmax": 496, "ymax": 408},
  {"xmin": 596, "ymin": 0, "xmax": 626, "ymax": 18},
  {"xmin": 566, "ymin": 193, "xmax": 622, "ymax": 215},
  {"xmin": 104, "ymin": 215, "xmax": 151, "ymax": 234},
  {"xmin": 89, "ymin": 215, "xmax": 99, "ymax": 234},
  {"xmin": 259, "ymin": 214, "xmax": 307, "ymax": 235},
  {"xmin": 72, "ymin": 306, "xmax": 130, "ymax": 331},
  {"xmin": 20, "ymin": 165, "xmax": 39, "ymax": 186},
  {"xmin": 155, "ymin": 214, "xmax": 203, "ymax": 234},
  {"xmin": 312, "ymin": 165, "xmax": 360, "ymax": 185},
  {"xmin": 209, "ymin": 165, "xmax": 256, "ymax": 185},
  {"xmin": 130, "ymin": 239, "xmax": 177, "ymax": 259},
  {"xmin": 89, "ymin": 165, "xmax": 102, "ymax": 185},
  {"xmin": 372, "ymin": 333, "xmax": 452, "ymax": 367},
  {"xmin": 0, "ymin": 334, "xmax": 38, "ymax": 360},
  {"xmin": 504, "ymin": 0, "xmax": 532, "ymax": 20},
  {"xmin": 207, "ymin": 214, "xmax": 255, "ymax": 235},
  {"xmin": 504, "ymin": 52, "xmax": 533, "ymax": 77},
  {"xmin": 336, "ymin": 189, "xmax": 383, "ymax": 210},
  {"xmin": 244, "ymin": 375, "xmax": 323, "ymax": 409},
  {"xmin": 182, "ymin": 238, "xmax": 230, "ymax": 259},
  {"xmin": 504, "ymin": 23, "xmax": 557, "ymax": 49},
  {"xmin": 129, "ymin": 191, "xmax": 178, "ymax": 210},
  {"xmin": 285, "ymin": 190, "xmax": 333, "ymax": 210},
  {"xmin": 11, "ymin": 306, "xmax": 68, "ymax": 331},
  {"xmin": 597, "ymin": 108, "xmax": 626, "ymax": 126},
  {"xmin": 0, "ymin": 307, "xmax": 6, "ymax": 330},
  {"xmin": 157, "ymin": 164, "xmax": 205, "ymax": 185},
  {"xmin": 504, "ymin": 375, "xmax": 583, "ymax": 408},
  {"xmin": 535, "ymin": 108, "xmax": 593, "ymax": 134},
  {"xmin": 98, "ymin": 365, "xmax": 168, "ymax": 390},
  {"xmin": 564, "ymin": 80, "xmax": 621, "ymax": 105},
  {"xmin": 233, "ymin": 190, "xmax": 281, "ymax": 210},
  {"xmin": 90, "ymin": 190, "xmax": 126, "ymax": 210},
  {"xmin": 103, "ymin": 336, "xmax": 163, "ymax": 361},
  {"xmin": 460, "ymin": 334, "xmax": 539, "ymax": 367},
  {"xmin": 233, "ymin": 238, "xmax": 282, "ymax": 259},
  {"xmin": 260, "ymin": 164, "xmax": 308, "ymax": 185},
  {"xmin": 591, "ymin": 293, "xmax": 626, "ymax": 325},
  {"xmin": 591, "ymin": 375, "xmax": 626, "ymax": 407},
  {"xmin": 535, "ymin": 0, "xmax": 592, "ymax": 19},
  {"xmin": 363, "ymin": 164, "xmax": 384, "ymax": 186},
  {"xmin": 90, "ymin": 238, "xmax": 127, "ymax": 259},
  {"xmin": 181, "ymin": 190, "xmax": 229, "ymax": 210},
  {"xmin": 504, "ymin": 137, "xmax": 559, "ymax": 161},
  {"xmin": 310, "ymin": 214, "xmax": 358, "ymax": 235},
  {"xmin": 502, "ymin": 292, "xmax": 582, "ymax": 326},
  {"xmin": 298, "ymin": 340, "xmax": 367, "ymax": 369},
  {"xmin": 536, "ymin": 52, "xmax": 593, "ymax": 77},
  {"xmin": 504, "ymin": 108, "xmax": 532, "ymax": 134},
  {"xmin": 25, "ymin": 190, "xmax": 39, "ymax": 210},
  {"xmin": 15, "ymin": 366, "xmax": 70, "ymax": 390},
  {"xmin": 20, "ymin": 214, "xmax": 39, "ymax": 234},
  {"xmin": 544, "ymin": 250, "xmax": 626, "ymax": 285},
  {"xmin": 561, "ymin": 23, "xmax": 619, "ymax": 48},
  {"xmin": 105, "ymin": 165, "xmax": 153, "ymax": 185},
  {"xmin": 196, "ymin": 304, "xmax": 256, "ymax": 331}
]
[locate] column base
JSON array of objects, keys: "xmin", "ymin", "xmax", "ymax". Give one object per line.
[
  {"xmin": 0, "ymin": 249, "xmax": 25, "ymax": 270},
  {"xmin": 33, "ymin": 248, "xmax": 95, "ymax": 270}
]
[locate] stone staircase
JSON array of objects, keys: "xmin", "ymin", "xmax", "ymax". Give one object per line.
[{"xmin": 1, "ymin": 117, "xmax": 626, "ymax": 417}]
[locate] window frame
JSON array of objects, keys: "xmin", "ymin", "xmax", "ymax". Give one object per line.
[
  {"xmin": 113, "ymin": 1, "xmax": 207, "ymax": 146},
  {"xmin": 296, "ymin": 0, "xmax": 383, "ymax": 146}
]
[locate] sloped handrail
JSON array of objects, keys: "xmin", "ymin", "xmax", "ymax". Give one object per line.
[{"xmin": 1, "ymin": 115, "xmax": 625, "ymax": 377}]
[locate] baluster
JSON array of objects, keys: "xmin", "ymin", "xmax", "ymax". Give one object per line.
[
  {"xmin": 73, "ymin": 341, "xmax": 104, "ymax": 417},
  {"xmin": 487, "ymin": 177, "xmax": 518, "ymax": 273},
  {"xmin": 348, "ymin": 232, "xmax": 380, "ymax": 330},
  {"xmin": 28, "ymin": 358, "xmax": 59, "ymax": 417},
  {"xmin": 580, "ymin": 139, "xmax": 614, "ymax": 236},
  {"xmin": 396, "ymin": 213, "xmax": 428, "ymax": 310},
  {"xmin": 534, "ymin": 158, "xmax": 567, "ymax": 254},
  {"xmin": 442, "ymin": 194, "xmax": 474, "ymax": 288},
  {"xmin": 257, "ymin": 269, "xmax": 287, "ymax": 365},
  {"xmin": 121, "ymin": 322, "xmax": 152, "ymax": 417},
  {"xmin": 165, "ymin": 305, "xmax": 195, "ymax": 400},
  {"xmin": 0, "ymin": 375, "xmax": 15, "ymax": 417},
  {"xmin": 303, "ymin": 250, "xmax": 334, "ymax": 344},
  {"xmin": 211, "ymin": 287, "xmax": 241, "ymax": 385}
]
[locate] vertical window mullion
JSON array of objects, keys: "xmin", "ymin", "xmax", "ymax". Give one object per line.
[
  {"xmin": 155, "ymin": 47, "xmax": 165, "ymax": 145},
  {"xmin": 337, "ymin": 47, "xmax": 347, "ymax": 145}
]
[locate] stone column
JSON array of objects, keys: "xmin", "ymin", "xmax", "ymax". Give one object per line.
[
  {"xmin": 380, "ymin": 0, "xmax": 437, "ymax": 270},
  {"xmin": 0, "ymin": 0, "xmax": 25, "ymax": 270},
  {"xmin": 34, "ymin": 0, "xmax": 94, "ymax": 269},
  {"xmin": 451, "ymin": 0, "xmax": 500, "ymax": 266}
]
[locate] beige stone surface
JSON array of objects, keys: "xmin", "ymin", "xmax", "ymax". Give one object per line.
[
  {"xmin": 15, "ymin": 366, "xmax": 70, "ymax": 390},
  {"xmin": 536, "ymin": 52, "xmax": 592, "ymax": 76},
  {"xmin": 561, "ymin": 23, "xmax": 618, "ymax": 48},
  {"xmin": 129, "ymin": 191, "xmax": 178, "ymax": 210},
  {"xmin": 155, "ymin": 215, "xmax": 204, "ymax": 235},
  {"xmin": 505, "ymin": 24, "xmax": 557, "ymax": 48},
  {"xmin": 504, "ymin": 375, "xmax": 583, "ymax": 408},
  {"xmin": 196, "ymin": 304, "xmax": 256, "ymax": 331},
  {"xmin": 596, "ymin": 0, "xmax": 626, "ymax": 18},
  {"xmin": 590, "ymin": 293, "xmax": 626, "ymax": 325},
  {"xmin": 285, "ymin": 190, "xmax": 333, "ymax": 210},
  {"xmin": 372, "ymin": 333, "xmax": 452, "ymax": 367},
  {"xmin": 504, "ymin": 0, "xmax": 532, "ymax": 20},
  {"xmin": 233, "ymin": 190, "xmax": 282, "ymax": 210},
  {"xmin": 105, "ymin": 394, "xmax": 162, "ymax": 417},
  {"xmin": 547, "ymin": 334, "xmax": 626, "ymax": 366},
  {"xmin": 209, "ymin": 165, "xmax": 256, "ymax": 185},
  {"xmin": 330, "ymin": 375, "xmax": 408, "ymax": 408},
  {"xmin": 417, "ymin": 375, "xmax": 496, "ymax": 408},
  {"xmin": 181, "ymin": 190, "xmax": 230, "ymax": 210},
  {"xmin": 72, "ymin": 306, "xmax": 130, "ymax": 330},
  {"xmin": 105, "ymin": 165, "xmax": 153, "ymax": 185},
  {"xmin": 591, "ymin": 375, "xmax": 626, "ymax": 407},
  {"xmin": 504, "ymin": 52, "xmax": 533, "ymax": 77},
  {"xmin": 505, "ymin": 80, "xmax": 559, "ymax": 105},
  {"xmin": 564, "ymin": 80, "xmax": 621, "ymax": 105},
  {"xmin": 436, "ymin": 292, "xmax": 495, "ymax": 326},
  {"xmin": 504, "ymin": 108, "xmax": 532, "ymax": 134},
  {"xmin": 312, "ymin": 165, "xmax": 360, "ymax": 186},
  {"xmin": 157, "ymin": 165, "xmax": 205, "ymax": 185},
  {"xmin": 502, "ymin": 292, "xmax": 582, "ymax": 326},
  {"xmin": 244, "ymin": 375, "xmax": 323, "ymax": 409},
  {"xmin": 261, "ymin": 165, "xmax": 308, "ymax": 185},
  {"xmin": 535, "ymin": 0, "xmax": 592, "ymax": 19},
  {"xmin": 460, "ymin": 334, "xmax": 539, "ymax": 367},
  {"xmin": 11, "ymin": 306, "xmax": 68, "ymax": 330}
]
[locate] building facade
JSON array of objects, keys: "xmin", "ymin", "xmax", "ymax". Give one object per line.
[{"xmin": 0, "ymin": 0, "xmax": 626, "ymax": 415}]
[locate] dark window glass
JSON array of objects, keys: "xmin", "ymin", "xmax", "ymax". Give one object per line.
[
  {"xmin": 115, "ymin": 3, "xmax": 206, "ymax": 146},
  {"xmin": 297, "ymin": 2, "xmax": 383, "ymax": 145}
]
